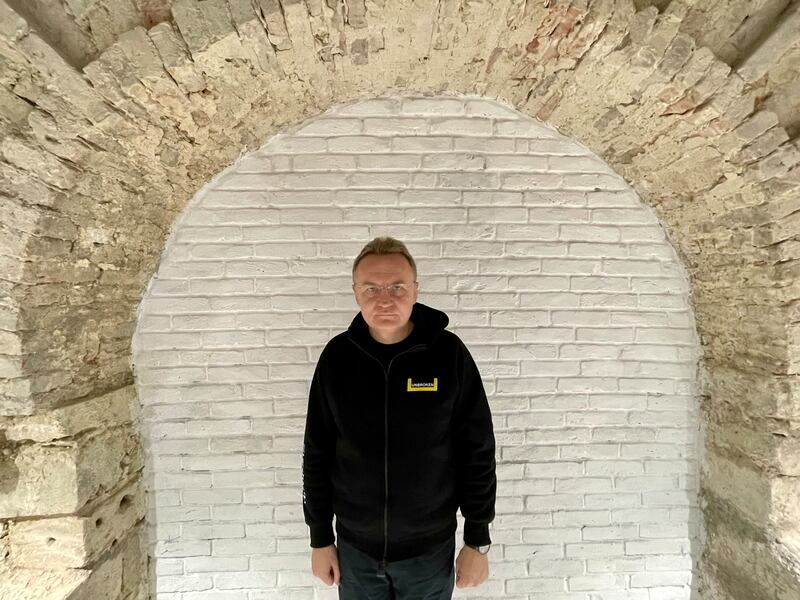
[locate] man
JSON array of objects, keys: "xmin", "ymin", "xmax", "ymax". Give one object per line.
[{"xmin": 302, "ymin": 236, "xmax": 497, "ymax": 599}]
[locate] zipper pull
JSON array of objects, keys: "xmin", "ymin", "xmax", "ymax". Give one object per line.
[{"xmin": 377, "ymin": 558, "xmax": 387, "ymax": 579}]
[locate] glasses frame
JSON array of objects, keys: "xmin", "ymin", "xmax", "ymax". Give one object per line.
[{"xmin": 352, "ymin": 281, "xmax": 418, "ymax": 299}]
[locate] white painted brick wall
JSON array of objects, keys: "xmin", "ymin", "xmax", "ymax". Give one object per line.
[{"xmin": 132, "ymin": 95, "xmax": 703, "ymax": 600}]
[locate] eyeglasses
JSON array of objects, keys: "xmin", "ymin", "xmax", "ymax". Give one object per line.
[{"xmin": 352, "ymin": 282, "xmax": 417, "ymax": 298}]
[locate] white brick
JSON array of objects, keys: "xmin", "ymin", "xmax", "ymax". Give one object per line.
[
  {"xmin": 153, "ymin": 473, "xmax": 213, "ymax": 490},
  {"xmin": 337, "ymin": 98, "xmax": 400, "ymax": 115},
  {"xmin": 358, "ymin": 153, "xmax": 421, "ymax": 169},
  {"xmin": 182, "ymin": 455, "xmax": 247, "ymax": 471},
  {"xmin": 214, "ymin": 572, "xmax": 276, "ymax": 589},
  {"xmin": 180, "ymin": 350, "xmax": 246, "ymax": 366},
  {"xmin": 206, "ymin": 365, "xmax": 270, "ymax": 382},
  {"xmin": 176, "ymin": 227, "xmax": 243, "ymax": 242},
  {"xmin": 183, "ymin": 592, "xmax": 247, "ymax": 600},
  {"xmin": 625, "ymin": 539, "xmax": 685, "ymax": 555},
  {"xmin": 213, "ymin": 504, "xmax": 273, "ymax": 521},
  {"xmin": 422, "ymin": 153, "xmax": 486, "ymax": 170},
  {"xmin": 294, "ymin": 118, "xmax": 361, "ymax": 135},
  {"xmin": 327, "ymin": 136, "xmax": 391, "ymax": 152},
  {"xmin": 136, "ymin": 332, "xmax": 203, "ymax": 350},
  {"xmin": 151, "ymin": 440, "xmax": 209, "ymax": 455},
  {"xmin": 402, "ymin": 97, "xmax": 464, "ymax": 114},
  {"xmin": 292, "ymin": 154, "xmax": 357, "ymax": 170},
  {"xmin": 190, "ymin": 279, "xmax": 254, "ymax": 295},
  {"xmin": 183, "ymin": 522, "xmax": 245, "ymax": 540},
  {"xmin": 555, "ymin": 477, "xmax": 613, "ymax": 493},
  {"xmin": 186, "ymin": 419, "xmax": 251, "ymax": 436},
  {"xmin": 156, "ymin": 559, "xmax": 184, "ymax": 575},
  {"xmin": 363, "ymin": 117, "xmax": 427, "ymax": 134},
  {"xmin": 485, "ymin": 155, "xmax": 548, "ymax": 170},
  {"xmin": 394, "ymin": 136, "xmax": 451, "ymax": 151},
  {"xmin": 185, "ymin": 556, "xmax": 249, "ymax": 573},
  {"xmin": 465, "ymin": 99, "xmax": 519, "ymax": 118},
  {"xmin": 236, "ymin": 154, "xmax": 290, "ymax": 172},
  {"xmin": 430, "ymin": 118, "xmax": 493, "ymax": 135},
  {"xmin": 213, "ymin": 539, "xmax": 273, "ymax": 556},
  {"xmin": 246, "ymin": 452, "xmax": 295, "ymax": 468},
  {"xmin": 183, "ymin": 489, "xmax": 242, "ymax": 505},
  {"xmin": 264, "ymin": 136, "xmax": 327, "ymax": 152},
  {"xmin": 495, "ymin": 120, "xmax": 559, "ymax": 137},
  {"xmin": 438, "ymin": 172, "xmax": 499, "ymax": 188},
  {"xmin": 157, "ymin": 574, "xmax": 213, "ymax": 593},
  {"xmin": 399, "ymin": 190, "xmax": 461, "ymax": 206},
  {"xmin": 548, "ymin": 155, "xmax": 611, "ymax": 172},
  {"xmin": 501, "ymin": 172, "xmax": 562, "ymax": 189},
  {"xmin": 454, "ymin": 136, "xmax": 516, "ymax": 152},
  {"xmin": 566, "ymin": 542, "xmax": 625, "ymax": 557},
  {"xmin": 209, "ymin": 400, "xmax": 271, "ymax": 418},
  {"xmin": 506, "ymin": 578, "xmax": 564, "ymax": 594},
  {"xmin": 213, "ymin": 470, "xmax": 274, "ymax": 488},
  {"xmin": 133, "ymin": 96, "xmax": 697, "ymax": 599},
  {"xmin": 155, "ymin": 540, "xmax": 211, "ymax": 558},
  {"xmin": 142, "ymin": 404, "xmax": 209, "ymax": 421},
  {"xmin": 563, "ymin": 173, "xmax": 627, "ymax": 190}
]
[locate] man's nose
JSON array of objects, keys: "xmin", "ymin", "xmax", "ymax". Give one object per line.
[{"xmin": 376, "ymin": 291, "xmax": 394, "ymax": 305}]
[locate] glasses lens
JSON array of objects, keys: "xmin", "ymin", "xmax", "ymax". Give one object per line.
[
  {"xmin": 358, "ymin": 284, "xmax": 409, "ymax": 298},
  {"xmin": 389, "ymin": 285, "xmax": 407, "ymax": 297}
]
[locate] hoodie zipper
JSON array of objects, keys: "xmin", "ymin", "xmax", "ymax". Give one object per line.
[{"xmin": 348, "ymin": 337, "xmax": 427, "ymax": 577}]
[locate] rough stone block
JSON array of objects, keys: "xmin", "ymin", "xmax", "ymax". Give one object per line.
[
  {"xmin": 147, "ymin": 22, "xmax": 206, "ymax": 93},
  {"xmin": 771, "ymin": 475, "xmax": 800, "ymax": 532},
  {"xmin": 119, "ymin": 523, "xmax": 148, "ymax": 600},
  {"xmin": 0, "ymin": 565, "xmax": 90, "ymax": 600},
  {"xmin": 66, "ymin": 551, "xmax": 123, "ymax": 600},
  {"xmin": 703, "ymin": 451, "xmax": 771, "ymax": 524},
  {"xmin": 0, "ymin": 422, "xmax": 141, "ymax": 518},
  {"xmin": 0, "ymin": 443, "xmax": 80, "ymax": 518},
  {"xmin": 9, "ymin": 479, "xmax": 145, "ymax": 568},
  {"xmin": 2, "ymin": 386, "xmax": 136, "ymax": 443}
]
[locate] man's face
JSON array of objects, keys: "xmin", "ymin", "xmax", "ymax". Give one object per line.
[{"xmin": 353, "ymin": 254, "xmax": 419, "ymax": 332}]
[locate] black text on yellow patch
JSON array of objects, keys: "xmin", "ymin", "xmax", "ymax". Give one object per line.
[{"xmin": 407, "ymin": 377, "xmax": 438, "ymax": 392}]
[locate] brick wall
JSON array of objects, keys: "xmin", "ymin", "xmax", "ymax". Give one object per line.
[{"xmin": 131, "ymin": 95, "xmax": 703, "ymax": 599}]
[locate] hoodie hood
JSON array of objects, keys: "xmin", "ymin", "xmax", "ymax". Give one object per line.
[{"xmin": 347, "ymin": 301, "xmax": 449, "ymax": 347}]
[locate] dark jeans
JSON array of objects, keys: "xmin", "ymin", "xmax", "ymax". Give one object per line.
[{"xmin": 337, "ymin": 535, "xmax": 455, "ymax": 600}]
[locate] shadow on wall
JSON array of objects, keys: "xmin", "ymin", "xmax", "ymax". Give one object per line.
[{"xmin": 0, "ymin": 432, "xmax": 21, "ymax": 494}]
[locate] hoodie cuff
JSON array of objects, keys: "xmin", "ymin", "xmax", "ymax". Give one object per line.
[
  {"xmin": 464, "ymin": 520, "xmax": 491, "ymax": 546},
  {"xmin": 310, "ymin": 524, "xmax": 335, "ymax": 548}
]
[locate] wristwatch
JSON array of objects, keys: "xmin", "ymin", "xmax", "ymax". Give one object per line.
[{"xmin": 465, "ymin": 543, "xmax": 491, "ymax": 555}]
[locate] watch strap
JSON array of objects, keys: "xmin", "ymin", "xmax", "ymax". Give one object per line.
[{"xmin": 466, "ymin": 542, "xmax": 491, "ymax": 555}]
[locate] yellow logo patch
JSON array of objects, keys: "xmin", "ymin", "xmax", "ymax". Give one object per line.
[{"xmin": 407, "ymin": 377, "xmax": 438, "ymax": 392}]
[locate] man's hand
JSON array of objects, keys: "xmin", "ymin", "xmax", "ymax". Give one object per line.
[
  {"xmin": 311, "ymin": 544, "xmax": 340, "ymax": 586},
  {"xmin": 455, "ymin": 545, "xmax": 489, "ymax": 588}
]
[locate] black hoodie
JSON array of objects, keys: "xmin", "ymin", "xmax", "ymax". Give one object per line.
[{"xmin": 302, "ymin": 301, "xmax": 497, "ymax": 562}]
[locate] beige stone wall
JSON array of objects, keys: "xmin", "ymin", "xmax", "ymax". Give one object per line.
[
  {"xmin": 1, "ymin": 0, "xmax": 799, "ymax": 598},
  {"xmin": 3, "ymin": 0, "xmax": 173, "ymax": 67}
]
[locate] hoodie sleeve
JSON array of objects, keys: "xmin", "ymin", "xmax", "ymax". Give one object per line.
[
  {"xmin": 453, "ymin": 340, "xmax": 497, "ymax": 547},
  {"xmin": 302, "ymin": 348, "xmax": 337, "ymax": 548}
]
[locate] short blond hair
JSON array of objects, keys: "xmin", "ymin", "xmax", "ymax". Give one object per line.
[{"xmin": 352, "ymin": 236, "xmax": 417, "ymax": 282}]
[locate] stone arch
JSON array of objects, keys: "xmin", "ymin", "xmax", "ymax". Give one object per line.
[
  {"xmin": 1, "ymin": 1, "xmax": 799, "ymax": 599},
  {"xmin": 132, "ymin": 94, "xmax": 704, "ymax": 597}
]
